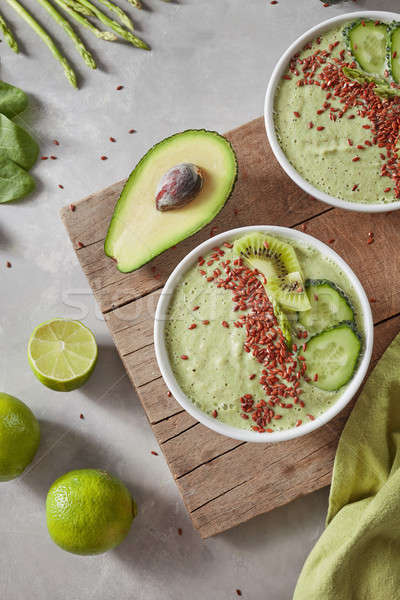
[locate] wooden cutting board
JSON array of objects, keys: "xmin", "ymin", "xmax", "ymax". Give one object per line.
[{"xmin": 61, "ymin": 117, "xmax": 400, "ymax": 539}]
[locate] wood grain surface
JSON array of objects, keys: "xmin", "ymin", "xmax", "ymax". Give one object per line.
[{"xmin": 61, "ymin": 117, "xmax": 400, "ymax": 538}]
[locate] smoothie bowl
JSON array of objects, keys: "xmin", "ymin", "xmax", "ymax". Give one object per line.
[
  {"xmin": 265, "ymin": 11, "xmax": 400, "ymax": 213},
  {"xmin": 154, "ymin": 227, "xmax": 373, "ymax": 443}
]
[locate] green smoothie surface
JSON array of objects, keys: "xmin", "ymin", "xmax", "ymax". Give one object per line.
[
  {"xmin": 165, "ymin": 234, "xmax": 364, "ymax": 433},
  {"xmin": 274, "ymin": 21, "xmax": 400, "ymax": 205}
]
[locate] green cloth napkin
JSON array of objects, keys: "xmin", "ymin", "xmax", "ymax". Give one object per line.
[{"xmin": 294, "ymin": 331, "xmax": 400, "ymax": 600}]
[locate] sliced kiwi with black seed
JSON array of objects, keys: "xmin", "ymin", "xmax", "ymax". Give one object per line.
[{"xmin": 233, "ymin": 232, "xmax": 311, "ymax": 312}]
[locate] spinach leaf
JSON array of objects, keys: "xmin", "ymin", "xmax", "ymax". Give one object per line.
[
  {"xmin": 0, "ymin": 113, "xmax": 39, "ymax": 170},
  {"xmin": 0, "ymin": 81, "xmax": 28, "ymax": 119},
  {"xmin": 0, "ymin": 155, "xmax": 35, "ymax": 203}
]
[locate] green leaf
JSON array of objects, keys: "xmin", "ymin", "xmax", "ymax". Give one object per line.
[
  {"xmin": 0, "ymin": 155, "xmax": 35, "ymax": 202},
  {"xmin": 0, "ymin": 80, "xmax": 28, "ymax": 119},
  {"xmin": 0, "ymin": 113, "xmax": 39, "ymax": 170}
]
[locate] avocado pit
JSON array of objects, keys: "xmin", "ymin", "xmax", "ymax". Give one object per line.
[{"xmin": 156, "ymin": 163, "xmax": 203, "ymax": 211}]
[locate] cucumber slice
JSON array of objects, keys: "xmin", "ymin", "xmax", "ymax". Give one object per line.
[
  {"xmin": 298, "ymin": 280, "xmax": 354, "ymax": 334},
  {"xmin": 272, "ymin": 299, "xmax": 292, "ymax": 348},
  {"xmin": 388, "ymin": 23, "xmax": 400, "ymax": 83},
  {"xmin": 344, "ymin": 19, "xmax": 388, "ymax": 77},
  {"xmin": 303, "ymin": 323, "xmax": 361, "ymax": 392}
]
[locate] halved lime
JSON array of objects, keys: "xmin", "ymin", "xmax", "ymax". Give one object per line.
[{"xmin": 28, "ymin": 319, "xmax": 98, "ymax": 392}]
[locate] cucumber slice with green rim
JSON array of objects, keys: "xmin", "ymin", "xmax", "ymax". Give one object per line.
[
  {"xmin": 388, "ymin": 23, "xmax": 400, "ymax": 83},
  {"xmin": 298, "ymin": 279, "xmax": 354, "ymax": 334},
  {"xmin": 272, "ymin": 299, "xmax": 292, "ymax": 348},
  {"xmin": 344, "ymin": 19, "xmax": 388, "ymax": 77},
  {"xmin": 303, "ymin": 323, "xmax": 361, "ymax": 392}
]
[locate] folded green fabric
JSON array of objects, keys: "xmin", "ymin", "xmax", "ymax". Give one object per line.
[{"xmin": 294, "ymin": 331, "xmax": 400, "ymax": 600}]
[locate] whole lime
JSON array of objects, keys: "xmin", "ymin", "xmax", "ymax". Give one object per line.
[
  {"xmin": 46, "ymin": 469, "xmax": 137, "ymax": 555},
  {"xmin": 0, "ymin": 393, "xmax": 40, "ymax": 482}
]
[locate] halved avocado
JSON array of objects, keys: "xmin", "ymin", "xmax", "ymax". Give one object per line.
[{"xmin": 104, "ymin": 129, "xmax": 237, "ymax": 273}]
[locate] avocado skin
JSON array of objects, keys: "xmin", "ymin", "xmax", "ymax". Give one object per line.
[{"xmin": 104, "ymin": 129, "xmax": 238, "ymax": 273}]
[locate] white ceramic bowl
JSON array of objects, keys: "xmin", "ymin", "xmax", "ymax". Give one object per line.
[
  {"xmin": 265, "ymin": 10, "xmax": 400, "ymax": 214},
  {"xmin": 154, "ymin": 226, "xmax": 374, "ymax": 443}
]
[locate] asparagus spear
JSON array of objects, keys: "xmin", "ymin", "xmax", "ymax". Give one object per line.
[
  {"xmin": 75, "ymin": 0, "xmax": 149, "ymax": 49},
  {"xmin": 96, "ymin": 0, "xmax": 134, "ymax": 32},
  {"xmin": 50, "ymin": 0, "xmax": 118, "ymax": 42},
  {"xmin": 125, "ymin": 0, "xmax": 142, "ymax": 8},
  {"xmin": 63, "ymin": 0, "xmax": 94, "ymax": 17},
  {"xmin": 5, "ymin": 0, "xmax": 77, "ymax": 87},
  {"xmin": 35, "ymin": 0, "xmax": 96, "ymax": 69},
  {"xmin": 0, "ymin": 11, "xmax": 19, "ymax": 52},
  {"xmin": 52, "ymin": 0, "xmax": 117, "ymax": 41}
]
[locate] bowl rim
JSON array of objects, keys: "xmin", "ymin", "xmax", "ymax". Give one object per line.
[
  {"xmin": 264, "ymin": 10, "xmax": 400, "ymax": 214},
  {"xmin": 153, "ymin": 225, "xmax": 374, "ymax": 443}
]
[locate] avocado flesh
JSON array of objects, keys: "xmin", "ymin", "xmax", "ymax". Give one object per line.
[{"xmin": 104, "ymin": 130, "xmax": 237, "ymax": 273}]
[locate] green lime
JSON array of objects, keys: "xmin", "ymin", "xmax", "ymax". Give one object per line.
[
  {"xmin": 46, "ymin": 469, "xmax": 136, "ymax": 555},
  {"xmin": 28, "ymin": 319, "xmax": 98, "ymax": 392},
  {"xmin": 0, "ymin": 393, "xmax": 40, "ymax": 481}
]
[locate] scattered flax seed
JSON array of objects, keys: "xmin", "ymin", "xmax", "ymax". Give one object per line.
[
  {"xmin": 80, "ymin": 413, "xmax": 84, "ymax": 419},
  {"xmin": 222, "ymin": 321, "xmax": 229, "ymax": 328},
  {"xmin": 384, "ymin": 187, "xmax": 391, "ymax": 193},
  {"xmin": 151, "ymin": 451, "xmax": 158, "ymax": 456},
  {"xmin": 192, "ymin": 305, "xmax": 200, "ymax": 311},
  {"xmin": 352, "ymin": 184, "xmax": 359, "ymax": 191},
  {"xmin": 6, "ymin": 261, "xmax": 11, "ymax": 268},
  {"xmin": 300, "ymin": 223, "xmax": 307, "ymax": 231},
  {"xmin": 328, "ymin": 238, "xmax": 335, "ymax": 244},
  {"xmin": 58, "ymin": 184, "xmax": 64, "ymax": 189},
  {"xmin": 188, "ymin": 324, "xmax": 197, "ymax": 330},
  {"xmin": 41, "ymin": 156, "xmax": 48, "ymax": 160},
  {"xmin": 352, "ymin": 156, "xmax": 360, "ymax": 162},
  {"xmin": 270, "ymin": 0, "xmax": 278, "ymax": 4},
  {"xmin": 53, "ymin": 139, "xmax": 60, "ymax": 145},
  {"xmin": 394, "ymin": 51, "xmax": 398, "ymax": 59},
  {"xmin": 69, "ymin": 204, "xmax": 76, "ymax": 212},
  {"xmin": 295, "ymin": 420, "xmax": 302, "ymax": 427},
  {"xmin": 100, "ymin": 155, "xmax": 108, "ymax": 160},
  {"xmin": 308, "ymin": 121, "xmax": 314, "ymax": 129},
  {"xmin": 307, "ymin": 414, "xmax": 315, "ymax": 421},
  {"xmin": 249, "ymin": 374, "xmax": 256, "ymax": 380},
  {"xmin": 180, "ymin": 355, "xmax": 189, "ymax": 360},
  {"xmin": 50, "ymin": 155, "xmax": 57, "ymax": 160},
  {"xmin": 202, "ymin": 320, "xmax": 210, "ymax": 325},
  {"xmin": 109, "ymin": 137, "xmax": 116, "ymax": 143},
  {"xmin": 314, "ymin": 373, "xmax": 319, "ymax": 382},
  {"xmin": 212, "ymin": 410, "xmax": 218, "ymax": 418},
  {"xmin": 236, "ymin": 591, "xmax": 242, "ymax": 597},
  {"xmin": 167, "ymin": 391, "xmax": 172, "ymax": 397},
  {"xmin": 116, "ymin": 85, "xmax": 124, "ymax": 90},
  {"xmin": 178, "ymin": 528, "xmax": 183, "ymax": 536},
  {"xmin": 128, "ymin": 129, "xmax": 136, "ymax": 134},
  {"xmin": 293, "ymin": 111, "xmax": 301, "ymax": 118},
  {"xmin": 370, "ymin": 297, "xmax": 377, "ymax": 303},
  {"xmin": 347, "ymin": 139, "xmax": 353, "ymax": 146},
  {"xmin": 316, "ymin": 126, "xmax": 325, "ymax": 131},
  {"xmin": 233, "ymin": 208, "xmax": 239, "ymax": 216},
  {"xmin": 77, "ymin": 241, "xmax": 84, "ymax": 249}
]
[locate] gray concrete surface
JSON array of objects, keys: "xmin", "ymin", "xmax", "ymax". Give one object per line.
[{"xmin": 0, "ymin": 1, "xmax": 396, "ymax": 598}]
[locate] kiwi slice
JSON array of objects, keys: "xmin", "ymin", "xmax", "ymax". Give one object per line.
[{"xmin": 233, "ymin": 233, "xmax": 311, "ymax": 312}]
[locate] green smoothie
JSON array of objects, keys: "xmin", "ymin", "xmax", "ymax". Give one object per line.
[
  {"xmin": 274, "ymin": 22, "xmax": 399, "ymax": 205},
  {"xmin": 165, "ymin": 234, "xmax": 364, "ymax": 433}
]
